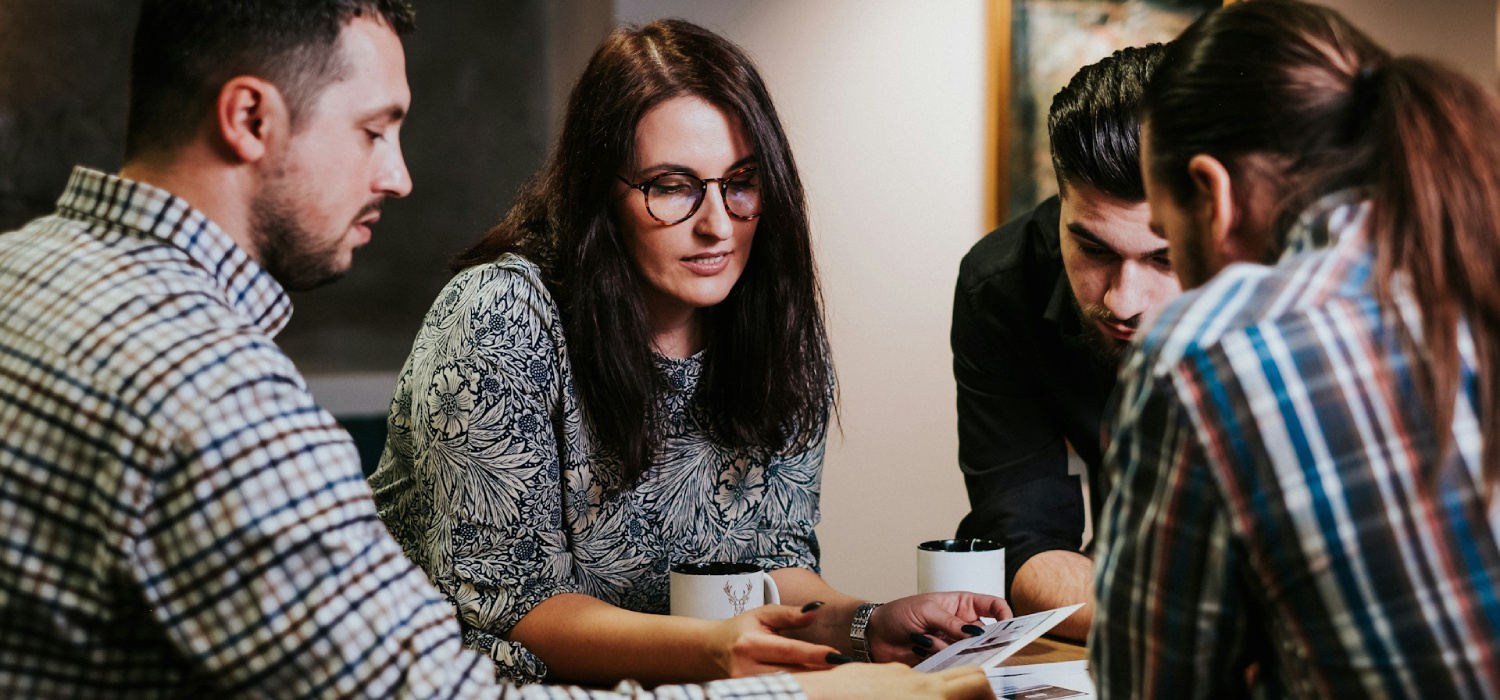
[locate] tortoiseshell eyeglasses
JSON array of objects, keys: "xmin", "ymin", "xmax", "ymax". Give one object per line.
[{"xmin": 616, "ymin": 166, "xmax": 762, "ymax": 225}]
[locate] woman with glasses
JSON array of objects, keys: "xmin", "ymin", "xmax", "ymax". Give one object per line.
[{"xmin": 369, "ymin": 19, "xmax": 1010, "ymax": 688}]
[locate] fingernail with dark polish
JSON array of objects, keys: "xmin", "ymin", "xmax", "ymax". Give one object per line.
[
  {"xmin": 962, "ymin": 624, "xmax": 985, "ymax": 637},
  {"xmin": 909, "ymin": 632, "xmax": 934, "ymax": 648},
  {"xmin": 826, "ymin": 652, "xmax": 854, "ymax": 664},
  {"xmin": 912, "ymin": 646, "xmax": 929, "ymax": 657},
  {"xmin": 801, "ymin": 601, "xmax": 825, "ymax": 613}
]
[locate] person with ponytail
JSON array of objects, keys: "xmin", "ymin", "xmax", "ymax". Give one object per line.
[
  {"xmin": 369, "ymin": 18, "xmax": 1009, "ymax": 690},
  {"xmin": 1092, "ymin": 1, "xmax": 1500, "ymax": 697}
]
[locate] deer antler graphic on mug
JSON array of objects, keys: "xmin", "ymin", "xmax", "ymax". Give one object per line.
[{"xmin": 724, "ymin": 581, "xmax": 753, "ymax": 615}]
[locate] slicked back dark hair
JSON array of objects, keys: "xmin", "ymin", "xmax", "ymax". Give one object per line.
[
  {"xmin": 1048, "ymin": 43, "xmax": 1168, "ymax": 201},
  {"xmin": 452, "ymin": 19, "xmax": 832, "ymax": 492},
  {"xmin": 125, "ymin": 0, "xmax": 416, "ymax": 160}
]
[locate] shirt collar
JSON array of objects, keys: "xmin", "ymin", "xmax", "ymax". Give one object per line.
[
  {"xmin": 1042, "ymin": 268, "xmax": 1081, "ymax": 332},
  {"xmin": 54, "ymin": 166, "xmax": 293, "ymax": 336},
  {"xmin": 1281, "ymin": 188, "xmax": 1371, "ymax": 259}
]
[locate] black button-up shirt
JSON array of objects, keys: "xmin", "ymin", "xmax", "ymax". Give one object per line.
[{"xmin": 950, "ymin": 196, "xmax": 1114, "ymax": 591}]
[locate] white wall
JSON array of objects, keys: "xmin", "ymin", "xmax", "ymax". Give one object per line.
[
  {"xmin": 1321, "ymin": 0, "xmax": 1497, "ymax": 89},
  {"xmin": 303, "ymin": 0, "xmax": 1500, "ymax": 605},
  {"xmin": 614, "ymin": 0, "xmax": 988, "ymax": 602}
]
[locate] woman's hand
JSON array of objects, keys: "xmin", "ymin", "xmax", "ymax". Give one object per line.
[
  {"xmin": 795, "ymin": 664, "xmax": 992, "ymax": 700},
  {"xmin": 867, "ymin": 592, "xmax": 1013, "ymax": 665},
  {"xmin": 705, "ymin": 604, "xmax": 849, "ymax": 677}
]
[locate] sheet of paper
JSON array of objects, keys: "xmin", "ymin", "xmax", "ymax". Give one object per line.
[
  {"xmin": 913, "ymin": 603, "xmax": 1084, "ymax": 673},
  {"xmin": 989, "ymin": 669, "xmax": 1095, "ymax": 700},
  {"xmin": 988, "ymin": 660, "xmax": 1090, "ymax": 677}
]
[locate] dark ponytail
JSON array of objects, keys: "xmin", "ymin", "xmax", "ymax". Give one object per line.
[
  {"xmin": 1147, "ymin": 0, "xmax": 1500, "ymax": 482},
  {"xmin": 1366, "ymin": 57, "xmax": 1500, "ymax": 483}
]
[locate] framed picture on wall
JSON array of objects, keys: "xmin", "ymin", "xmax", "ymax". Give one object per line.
[{"xmin": 984, "ymin": 0, "xmax": 1227, "ymax": 226}]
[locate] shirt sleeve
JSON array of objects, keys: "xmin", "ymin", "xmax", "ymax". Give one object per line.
[
  {"xmin": 390, "ymin": 265, "xmax": 584, "ymax": 681},
  {"xmin": 142, "ymin": 340, "xmax": 505, "ymax": 699},
  {"xmin": 951, "ymin": 251, "xmax": 1084, "ymax": 589},
  {"xmin": 142, "ymin": 344, "xmax": 809, "ymax": 700},
  {"xmin": 1090, "ymin": 360, "xmax": 1253, "ymax": 700}
]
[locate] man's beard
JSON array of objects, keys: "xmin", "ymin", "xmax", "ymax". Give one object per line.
[
  {"xmin": 1071, "ymin": 294, "xmax": 1136, "ymax": 368},
  {"xmin": 249, "ymin": 180, "xmax": 379, "ymax": 292}
]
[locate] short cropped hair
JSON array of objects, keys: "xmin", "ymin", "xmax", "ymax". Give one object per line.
[
  {"xmin": 125, "ymin": 0, "xmax": 416, "ymax": 160},
  {"xmin": 1048, "ymin": 43, "xmax": 1167, "ymax": 201}
]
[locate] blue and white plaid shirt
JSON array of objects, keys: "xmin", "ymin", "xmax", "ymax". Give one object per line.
[
  {"xmin": 0, "ymin": 167, "xmax": 806, "ymax": 700},
  {"xmin": 1092, "ymin": 192, "xmax": 1500, "ymax": 698}
]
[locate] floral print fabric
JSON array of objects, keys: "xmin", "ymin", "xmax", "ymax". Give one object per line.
[{"xmin": 370, "ymin": 254, "xmax": 824, "ymax": 683}]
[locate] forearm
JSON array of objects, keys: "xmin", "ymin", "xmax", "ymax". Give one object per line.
[
  {"xmin": 506, "ymin": 593, "xmax": 728, "ymax": 686},
  {"xmin": 768, "ymin": 568, "xmax": 865, "ymax": 653},
  {"xmin": 498, "ymin": 674, "xmax": 809, "ymax": 700},
  {"xmin": 1009, "ymin": 550, "xmax": 1094, "ymax": 640}
]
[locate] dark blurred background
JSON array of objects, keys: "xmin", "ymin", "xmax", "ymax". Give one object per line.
[
  {"xmin": 0, "ymin": 0, "xmax": 576, "ymax": 374},
  {"xmin": 0, "ymin": 1, "xmax": 616, "ymax": 470},
  {"xmin": 4, "ymin": 0, "xmax": 1496, "ymax": 597}
]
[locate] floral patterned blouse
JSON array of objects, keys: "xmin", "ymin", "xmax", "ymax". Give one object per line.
[{"xmin": 369, "ymin": 254, "xmax": 825, "ymax": 684}]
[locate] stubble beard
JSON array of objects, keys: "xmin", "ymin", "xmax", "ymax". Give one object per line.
[
  {"xmin": 1071, "ymin": 294, "xmax": 1131, "ymax": 370},
  {"xmin": 250, "ymin": 174, "xmax": 375, "ymax": 292}
]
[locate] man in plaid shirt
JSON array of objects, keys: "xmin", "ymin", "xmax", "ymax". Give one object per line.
[
  {"xmin": 1091, "ymin": 2, "xmax": 1500, "ymax": 696},
  {"xmin": 0, "ymin": 2, "xmax": 986, "ymax": 698}
]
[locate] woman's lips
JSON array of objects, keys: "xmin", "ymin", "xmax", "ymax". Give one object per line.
[{"xmin": 682, "ymin": 251, "xmax": 730, "ymax": 275}]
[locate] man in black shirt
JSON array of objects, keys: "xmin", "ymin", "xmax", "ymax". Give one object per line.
[{"xmin": 951, "ymin": 44, "xmax": 1177, "ymax": 640}]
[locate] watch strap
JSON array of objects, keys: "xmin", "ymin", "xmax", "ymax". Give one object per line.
[{"xmin": 849, "ymin": 602, "xmax": 883, "ymax": 662}]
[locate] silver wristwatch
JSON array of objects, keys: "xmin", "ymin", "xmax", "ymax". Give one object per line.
[{"xmin": 849, "ymin": 602, "xmax": 883, "ymax": 662}]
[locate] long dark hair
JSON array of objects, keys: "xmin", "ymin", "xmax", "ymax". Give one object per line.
[
  {"xmin": 1146, "ymin": 0, "xmax": 1500, "ymax": 480},
  {"xmin": 453, "ymin": 19, "xmax": 832, "ymax": 490}
]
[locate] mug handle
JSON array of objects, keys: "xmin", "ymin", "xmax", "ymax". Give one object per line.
[{"xmin": 762, "ymin": 572, "xmax": 781, "ymax": 605}]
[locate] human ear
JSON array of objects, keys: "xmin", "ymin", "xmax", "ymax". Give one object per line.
[
  {"xmin": 214, "ymin": 76, "xmax": 288, "ymax": 164},
  {"xmin": 1186, "ymin": 154, "xmax": 1244, "ymax": 265}
]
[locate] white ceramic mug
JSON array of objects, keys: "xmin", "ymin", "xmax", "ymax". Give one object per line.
[
  {"xmin": 669, "ymin": 562, "xmax": 781, "ymax": 619},
  {"xmin": 916, "ymin": 538, "xmax": 1005, "ymax": 598}
]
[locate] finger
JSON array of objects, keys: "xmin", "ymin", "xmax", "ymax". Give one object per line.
[
  {"xmin": 739, "ymin": 633, "xmax": 844, "ymax": 668},
  {"xmin": 972, "ymin": 595, "xmax": 1014, "ymax": 621},
  {"xmin": 916, "ymin": 631, "xmax": 955, "ymax": 654},
  {"xmin": 936, "ymin": 667, "xmax": 991, "ymax": 700},
  {"xmin": 739, "ymin": 661, "xmax": 822, "ymax": 677},
  {"xmin": 744, "ymin": 656, "xmax": 852, "ymax": 677},
  {"xmin": 933, "ymin": 667, "xmax": 984, "ymax": 681},
  {"xmin": 928, "ymin": 612, "xmax": 981, "ymax": 642},
  {"xmin": 750, "ymin": 603, "xmax": 822, "ymax": 631}
]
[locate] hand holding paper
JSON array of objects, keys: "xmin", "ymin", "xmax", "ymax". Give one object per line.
[{"xmin": 913, "ymin": 604, "xmax": 1084, "ymax": 673}]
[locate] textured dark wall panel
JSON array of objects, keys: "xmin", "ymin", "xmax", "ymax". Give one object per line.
[{"xmin": 0, "ymin": 1, "xmax": 138, "ymax": 229}]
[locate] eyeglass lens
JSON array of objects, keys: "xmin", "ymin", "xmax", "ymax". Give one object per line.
[{"xmin": 645, "ymin": 170, "xmax": 761, "ymax": 224}]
